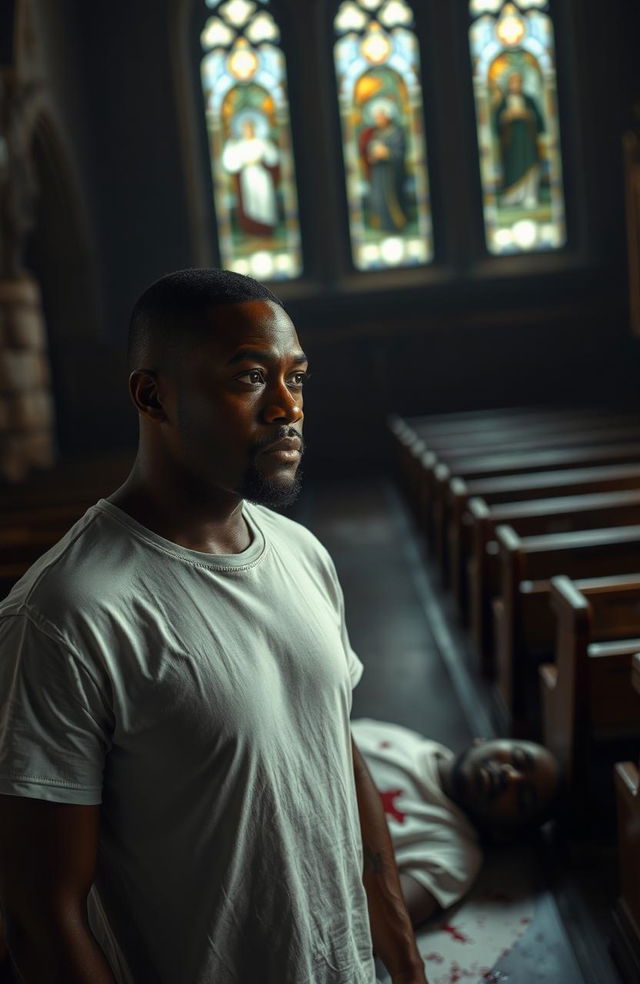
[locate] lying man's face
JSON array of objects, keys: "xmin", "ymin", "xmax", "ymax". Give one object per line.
[{"xmin": 449, "ymin": 739, "xmax": 559, "ymax": 834}]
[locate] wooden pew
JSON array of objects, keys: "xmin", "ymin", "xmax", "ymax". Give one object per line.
[
  {"xmin": 390, "ymin": 406, "xmax": 608, "ymax": 523},
  {"xmin": 432, "ymin": 442, "xmax": 640, "ymax": 580},
  {"xmin": 422, "ymin": 418, "xmax": 640, "ymax": 462},
  {"xmin": 469, "ymin": 489, "xmax": 640, "ymax": 669},
  {"xmin": 407, "ymin": 406, "xmax": 636, "ymax": 448},
  {"xmin": 412, "ymin": 419, "xmax": 640, "ymax": 539},
  {"xmin": 493, "ymin": 523, "xmax": 640, "ymax": 733},
  {"xmin": 538, "ymin": 575, "xmax": 640, "ymax": 814},
  {"xmin": 612, "ymin": 653, "xmax": 640, "ymax": 981},
  {"xmin": 427, "ymin": 424, "xmax": 640, "ymax": 543},
  {"xmin": 395, "ymin": 404, "xmax": 598, "ymax": 440},
  {"xmin": 449, "ymin": 463, "xmax": 640, "ymax": 613},
  {"xmin": 388, "ymin": 416, "xmax": 427, "ymax": 522},
  {"xmin": 391, "ymin": 408, "xmax": 640, "ymax": 537},
  {"xmin": 400, "ymin": 405, "xmax": 636, "ymax": 504}
]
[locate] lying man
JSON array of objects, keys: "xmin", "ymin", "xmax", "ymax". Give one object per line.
[{"xmin": 352, "ymin": 719, "xmax": 560, "ymax": 928}]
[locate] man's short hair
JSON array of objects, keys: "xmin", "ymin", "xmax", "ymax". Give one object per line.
[{"xmin": 127, "ymin": 268, "xmax": 284, "ymax": 373}]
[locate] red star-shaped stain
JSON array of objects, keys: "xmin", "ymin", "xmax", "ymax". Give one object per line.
[
  {"xmin": 379, "ymin": 741, "xmax": 391, "ymax": 749},
  {"xmin": 379, "ymin": 788, "xmax": 406, "ymax": 824}
]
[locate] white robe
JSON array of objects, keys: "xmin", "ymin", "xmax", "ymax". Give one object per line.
[{"xmin": 222, "ymin": 136, "xmax": 279, "ymax": 226}]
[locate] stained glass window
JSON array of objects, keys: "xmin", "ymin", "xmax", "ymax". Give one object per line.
[
  {"xmin": 469, "ymin": 0, "xmax": 566, "ymax": 254},
  {"xmin": 200, "ymin": 0, "xmax": 302, "ymax": 280},
  {"xmin": 333, "ymin": 0, "xmax": 433, "ymax": 271}
]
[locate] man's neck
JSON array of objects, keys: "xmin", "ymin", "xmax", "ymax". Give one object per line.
[{"xmin": 107, "ymin": 467, "xmax": 252, "ymax": 555}]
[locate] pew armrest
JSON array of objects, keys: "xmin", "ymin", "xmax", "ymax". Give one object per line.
[
  {"xmin": 539, "ymin": 663, "xmax": 557, "ymax": 690},
  {"xmin": 633, "ymin": 652, "xmax": 640, "ymax": 696},
  {"xmin": 615, "ymin": 761, "xmax": 639, "ymax": 799}
]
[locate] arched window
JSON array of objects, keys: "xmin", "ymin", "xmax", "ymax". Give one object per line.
[
  {"xmin": 199, "ymin": 0, "xmax": 302, "ymax": 280},
  {"xmin": 333, "ymin": 0, "xmax": 433, "ymax": 271},
  {"xmin": 469, "ymin": 0, "xmax": 566, "ymax": 254}
]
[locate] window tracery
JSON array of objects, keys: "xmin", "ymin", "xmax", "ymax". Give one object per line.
[
  {"xmin": 199, "ymin": 0, "xmax": 302, "ymax": 280},
  {"xmin": 333, "ymin": 0, "xmax": 433, "ymax": 271},
  {"xmin": 469, "ymin": 0, "xmax": 567, "ymax": 254}
]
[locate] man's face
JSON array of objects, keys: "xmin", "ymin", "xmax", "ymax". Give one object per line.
[
  {"xmin": 161, "ymin": 300, "xmax": 307, "ymax": 509},
  {"xmin": 450, "ymin": 739, "xmax": 558, "ymax": 831},
  {"xmin": 508, "ymin": 73, "xmax": 522, "ymax": 93}
]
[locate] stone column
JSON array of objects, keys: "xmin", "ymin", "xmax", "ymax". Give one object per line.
[{"xmin": 0, "ymin": 274, "xmax": 55, "ymax": 482}]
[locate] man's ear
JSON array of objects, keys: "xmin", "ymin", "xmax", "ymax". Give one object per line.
[{"xmin": 129, "ymin": 370, "xmax": 167, "ymax": 421}]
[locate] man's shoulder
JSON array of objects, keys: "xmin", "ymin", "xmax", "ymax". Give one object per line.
[{"xmin": 0, "ymin": 501, "xmax": 129, "ymax": 627}]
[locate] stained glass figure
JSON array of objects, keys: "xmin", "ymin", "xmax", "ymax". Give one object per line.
[
  {"xmin": 334, "ymin": 0, "xmax": 433, "ymax": 270},
  {"xmin": 469, "ymin": 0, "xmax": 566, "ymax": 254},
  {"xmin": 200, "ymin": 0, "xmax": 302, "ymax": 280}
]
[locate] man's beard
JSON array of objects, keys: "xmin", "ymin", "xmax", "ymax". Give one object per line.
[
  {"xmin": 238, "ymin": 461, "xmax": 303, "ymax": 509},
  {"xmin": 238, "ymin": 428, "xmax": 305, "ymax": 509}
]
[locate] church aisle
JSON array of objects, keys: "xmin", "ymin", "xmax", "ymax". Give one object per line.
[
  {"xmin": 294, "ymin": 476, "xmax": 617, "ymax": 984},
  {"xmin": 294, "ymin": 476, "xmax": 474, "ymax": 747}
]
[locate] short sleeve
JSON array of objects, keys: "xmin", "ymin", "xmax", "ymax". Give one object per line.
[
  {"xmin": 321, "ymin": 549, "xmax": 364, "ymax": 690},
  {"xmin": 0, "ymin": 610, "xmax": 113, "ymax": 804},
  {"xmin": 400, "ymin": 840, "xmax": 483, "ymax": 910},
  {"xmin": 344, "ymin": 635, "xmax": 364, "ymax": 689}
]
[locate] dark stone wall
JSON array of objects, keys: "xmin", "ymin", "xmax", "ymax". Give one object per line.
[{"xmin": 28, "ymin": 0, "xmax": 640, "ymax": 470}]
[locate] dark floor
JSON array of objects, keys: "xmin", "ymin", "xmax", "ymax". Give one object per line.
[{"xmin": 293, "ymin": 475, "xmax": 626, "ymax": 984}]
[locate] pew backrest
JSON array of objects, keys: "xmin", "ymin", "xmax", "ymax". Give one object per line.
[
  {"xmin": 633, "ymin": 652, "xmax": 640, "ymax": 696},
  {"xmin": 540, "ymin": 575, "xmax": 640, "ymax": 793},
  {"xmin": 495, "ymin": 524, "xmax": 640, "ymax": 725},
  {"xmin": 466, "ymin": 489, "xmax": 640, "ymax": 661}
]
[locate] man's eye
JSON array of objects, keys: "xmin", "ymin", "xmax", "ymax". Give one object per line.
[
  {"xmin": 289, "ymin": 372, "xmax": 309, "ymax": 388},
  {"xmin": 237, "ymin": 370, "xmax": 265, "ymax": 385}
]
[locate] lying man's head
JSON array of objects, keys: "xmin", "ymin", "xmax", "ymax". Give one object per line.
[{"xmin": 445, "ymin": 738, "xmax": 560, "ymax": 839}]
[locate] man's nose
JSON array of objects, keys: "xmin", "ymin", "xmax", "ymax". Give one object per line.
[{"xmin": 262, "ymin": 382, "xmax": 303, "ymax": 424}]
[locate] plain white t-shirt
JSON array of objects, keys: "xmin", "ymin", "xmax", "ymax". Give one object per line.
[
  {"xmin": 351, "ymin": 719, "xmax": 482, "ymax": 910},
  {"xmin": 0, "ymin": 499, "xmax": 377, "ymax": 984}
]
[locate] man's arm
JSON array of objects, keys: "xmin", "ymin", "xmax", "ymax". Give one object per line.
[
  {"xmin": 0, "ymin": 795, "xmax": 115, "ymax": 983},
  {"xmin": 398, "ymin": 873, "xmax": 438, "ymax": 929},
  {"xmin": 351, "ymin": 736, "xmax": 429, "ymax": 984}
]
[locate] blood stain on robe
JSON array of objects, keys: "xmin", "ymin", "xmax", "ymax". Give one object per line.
[{"xmin": 379, "ymin": 788, "xmax": 406, "ymax": 823}]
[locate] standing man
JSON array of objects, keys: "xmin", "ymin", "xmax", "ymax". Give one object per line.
[
  {"xmin": 359, "ymin": 99, "xmax": 408, "ymax": 233},
  {"xmin": 493, "ymin": 72, "xmax": 545, "ymax": 210},
  {"xmin": 222, "ymin": 114, "xmax": 280, "ymax": 238},
  {"xmin": 0, "ymin": 270, "xmax": 428, "ymax": 984}
]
